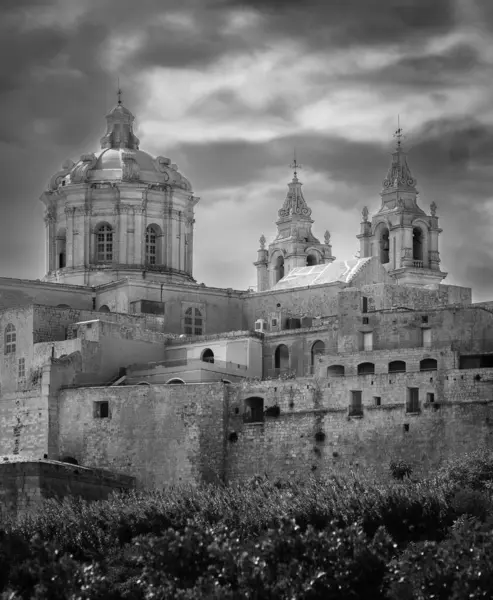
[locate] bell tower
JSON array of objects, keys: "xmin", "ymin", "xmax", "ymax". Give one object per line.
[
  {"xmin": 357, "ymin": 124, "xmax": 446, "ymax": 287},
  {"xmin": 254, "ymin": 157, "xmax": 334, "ymax": 291}
]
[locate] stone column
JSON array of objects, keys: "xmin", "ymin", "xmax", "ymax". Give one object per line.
[
  {"xmin": 429, "ymin": 215, "xmax": 441, "ymax": 271},
  {"xmin": 44, "ymin": 214, "xmax": 56, "ymax": 273},
  {"xmin": 73, "ymin": 207, "xmax": 85, "ymax": 266},
  {"xmin": 119, "ymin": 205, "xmax": 128, "ymax": 265},
  {"xmin": 134, "ymin": 208, "xmax": 144, "ymax": 265},
  {"xmin": 401, "ymin": 226, "xmax": 413, "ymax": 267},
  {"xmin": 127, "ymin": 207, "xmax": 135, "ymax": 264},
  {"xmin": 65, "ymin": 207, "xmax": 75, "ymax": 268}
]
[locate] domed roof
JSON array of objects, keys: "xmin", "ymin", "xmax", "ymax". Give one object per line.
[{"xmin": 45, "ymin": 95, "xmax": 192, "ymax": 192}]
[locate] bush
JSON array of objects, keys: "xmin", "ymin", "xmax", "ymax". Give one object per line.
[{"xmin": 389, "ymin": 460, "xmax": 413, "ymax": 480}]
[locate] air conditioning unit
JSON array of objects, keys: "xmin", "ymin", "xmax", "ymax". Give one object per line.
[
  {"xmin": 301, "ymin": 316, "xmax": 313, "ymax": 328},
  {"xmin": 254, "ymin": 319, "xmax": 267, "ymax": 332}
]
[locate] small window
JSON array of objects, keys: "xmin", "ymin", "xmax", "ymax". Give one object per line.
[
  {"xmin": 202, "ymin": 348, "xmax": 214, "ymax": 364},
  {"xmin": 271, "ymin": 318, "xmax": 278, "ymax": 327},
  {"xmin": 403, "ymin": 423, "xmax": 410, "ymax": 432},
  {"xmin": 18, "ymin": 358, "xmax": 25, "ymax": 379},
  {"xmin": 406, "ymin": 388, "xmax": 420, "ymax": 413},
  {"xmin": 4, "ymin": 324, "xmax": 16, "ymax": 355},
  {"xmin": 421, "ymin": 315, "xmax": 428, "ymax": 324},
  {"xmin": 94, "ymin": 401, "xmax": 109, "ymax": 419},
  {"xmin": 184, "ymin": 307, "xmax": 203, "ymax": 335},
  {"xmin": 362, "ymin": 317, "xmax": 369, "ymax": 325},
  {"xmin": 389, "ymin": 360, "xmax": 406, "ymax": 373},
  {"xmin": 422, "ymin": 328, "xmax": 432, "ymax": 348},
  {"xmin": 427, "ymin": 392, "xmax": 435, "ymax": 403},
  {"xmin": 362, "ymin": 332, "xmax": 373, "ymax": 351},
  {"xmin": 420, "ymin": 358, "xmax": 437, "ymax": 371},
  {"xmin": 362, "ymin": 296, "xmax": 368, "ymax": 314},
  {"xmin": 357, "ymin": 362, "xmax": 375, "ymax": 375},
  {"xmin": 374, "ymin": 396, "xmax": 381, "ymax": 406},
  {"xmin": 244, "ymin": 397, "xmax": 264, "ymax": 423},
  {"xmin": 349, "ymin": 391, "xmax": 363, "ymax": 416},
  {"xmin": 327, "ymin": 365, "xmax": 345, "ymax": 377}
]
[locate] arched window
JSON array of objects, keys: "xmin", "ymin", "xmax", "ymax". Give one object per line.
[
  {"xmin": 311, "ymin": 340, "xmax": 325, "ymax": 367},
  {"xmin": 184, "ymin": 307, "xmax": 203, "ymax": 335},
  {"xmin": 413, "ymin": 227, "xmax": 423, "ymax": 261},
  {"xmin": 146, "ymin": 225, "xmax": 158, "ymax": 265},
  {"xmin": 56, "ymin": 229, "xmax": 66, "ymax": 269},
  {"xmin": 389, "ymin": 360, "xmax": 406, "ymax": 373},
  {"xmin": 99, "ymin": 305, "xmax": 110, "ymax": 313},
  {"xmin": 166, "ymin": 378, "xmax": 185, "ymax": 384},
  {"xmin": 274, "ymin": 255, "xmax": 285, "ymax": 283},
  {"xmin": 202, "ymin": 348, "xmax": 214, "ymax": 364},
  {"xmin": 327, "ymin": 365, "xmax": 345, "ymax": 377},
  {"xmin": 4, "ymin": 324, "xmax": 16, "ymax": 355},
  {"xmin": 96, "ymin": 224, "xmax": 113, "ymax": 262},
  {"xmin": 420, "ymin": 358, "xmax": 437, "ymax": 371},
  {"xmin": 380, "ymin": 227, "xmax": 390, "ymax": 264},
  {"xmin": 274, "ymin": 344, "xmax": 289, "ymax": 371},
  {"xmin": 306, "ymin": 254, "xmax": 317, "ymax": 266},
  {"xmin": 357, "ymin": 362, "xmax": 375, "ymax": 375},
  {"xmin": 244, "ymin": 397, "xmax": 264, "ymax": 423}
]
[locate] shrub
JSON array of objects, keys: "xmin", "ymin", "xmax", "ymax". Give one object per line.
[{"xmin": 389, "ymin": 460, "xmax": 413, "ymax": 480}]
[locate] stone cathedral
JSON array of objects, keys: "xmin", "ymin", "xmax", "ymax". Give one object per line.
[{"xmin": 0, "ymin": 97, "xmax": 491, "ymax": 516}]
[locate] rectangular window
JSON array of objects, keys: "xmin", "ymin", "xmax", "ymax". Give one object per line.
[
  {"xmin": 349, "ymin": 390, "xmax": 363, "ymax": 416},
  {"xmin": 271, "ymin": 318, "xmax": 278, "ymax": 327},
  {"xmin": 363, "ymin": 332, "xmax": 373, "ymax": 351},
  {"xmin": 373, "ymin": 396, "xmax": 381, "ymax": 406},
  {"xmin": 362, "ymin": 317, "xmax": 369, "ymax": 325},
  {"xmin": 18, "ymin": 358, "xmax": 25, "ymax": 379},
  {"xmin": 427, "ymin": 392, "xmax": 435, "ymax": 403},
  {"xmin": 406, "ymin": 388, "xmax": 420, "ymax": 413},
  {"xmin": 422, "ymin": 328, "xmax": 431, "ymax": 348},
  {"xmin": 421, "ymin": 315, "xmax": 428, "ymax": 324},
  {"xmin": 362, "ymin": 296, "xmax": 368, "ymax": 313},
  {"xmin": 94, "ymin": 401, "xmax": 109, "ymax": 419}
]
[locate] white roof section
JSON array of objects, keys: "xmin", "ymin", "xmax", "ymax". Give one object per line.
[{"xmin": 271, "ymin": 258, "xmax": 372, "ymax": 290}]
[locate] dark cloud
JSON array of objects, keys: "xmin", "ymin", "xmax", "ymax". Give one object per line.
[{"xmin": 221, "ymin": 0, "xmax": 457, "ymax": 51}]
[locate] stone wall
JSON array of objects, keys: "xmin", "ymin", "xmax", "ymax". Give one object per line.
[
  {"xmin": 0, "ymin": 460, "xmax": 135, "ymax": 519},
  {"xmin": 225, "ymin": 376, "xmax": 493, "ymax": 482},
  {"xmin": 0, "ymin": 278, "xmax": 92, "ymax": 312},
  {"xmin": 56, "ymin": 383, "xmax": 228, "ymax": 488}
]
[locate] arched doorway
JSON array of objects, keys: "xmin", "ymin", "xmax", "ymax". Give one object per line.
[
  {"xmin": 99, "ymin": 305, "xmax": 110, "ymax": 313},
  {"xmin": 413, "ymin": 227, "xmax": 423, "ymax": 262},
  {"xmin": 274, "ymin": 344, "xmax": 289, "ymax": 374},
  {"xmin": 310, "ymin": 340, "xmax": 325, "ymax": 374}
]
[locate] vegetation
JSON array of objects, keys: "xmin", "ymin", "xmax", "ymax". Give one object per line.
[{"xmin": 2, "ymin": 448, "xmax": 493, "ymax": 598}]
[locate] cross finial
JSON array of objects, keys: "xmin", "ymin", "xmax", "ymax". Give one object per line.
[
  {"xmin": 290, "ymin": 149, "xmax": 302, "ymax": 180},
  {"xmin": 117, "ymin": 77, "xmax": 122, "ymax": 105},
  {"xmin": 394, "ymin": 114, "xmax": 405, "ymax": 148}
]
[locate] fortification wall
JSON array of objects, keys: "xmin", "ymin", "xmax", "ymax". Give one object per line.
[
  {"xmin": 225, "ymin": 375, "xmax": 493, "ymax": 482},
  {"xmin": 56, "ymin": 383, "xmax": 227, "ymax": 488}
]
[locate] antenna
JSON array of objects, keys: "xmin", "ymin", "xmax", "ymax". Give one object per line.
[
  {"xmin": 117, "ymin": 77, "xmax": 122, "ymax": 105},
  {"xmin": 290, "ymin": 148, "xmax": 302, "ymax": 179}
]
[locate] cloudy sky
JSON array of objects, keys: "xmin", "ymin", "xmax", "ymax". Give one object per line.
[{"xmin": 1, "ymin": 0, "xmax": 493, "ymax": 299}]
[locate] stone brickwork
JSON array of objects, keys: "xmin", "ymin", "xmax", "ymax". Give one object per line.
[
  {"xmin": 56, "ymin": 383, "xmax": 228, "ymax": 488},
  {"xmin": 225, "ymin": 377, "xmax": 493, "ymax": 481},
  {"xmin": 0, "ymin": 459, "xmax": 134, "ymax": 519}
]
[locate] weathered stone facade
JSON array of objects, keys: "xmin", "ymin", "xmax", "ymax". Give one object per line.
[{"xmin": 0, "ymin": 98, "xmax": 491, "ymax": 515}]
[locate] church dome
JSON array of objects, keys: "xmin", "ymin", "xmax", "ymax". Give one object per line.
[{"xmin": 46, "ymin": 96, "xmax": 192, "ymax": 192}]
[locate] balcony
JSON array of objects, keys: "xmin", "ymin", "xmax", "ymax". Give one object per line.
[{"xmin": 412, "ymin": 260, "xmax": 424, "ymax": 268}]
